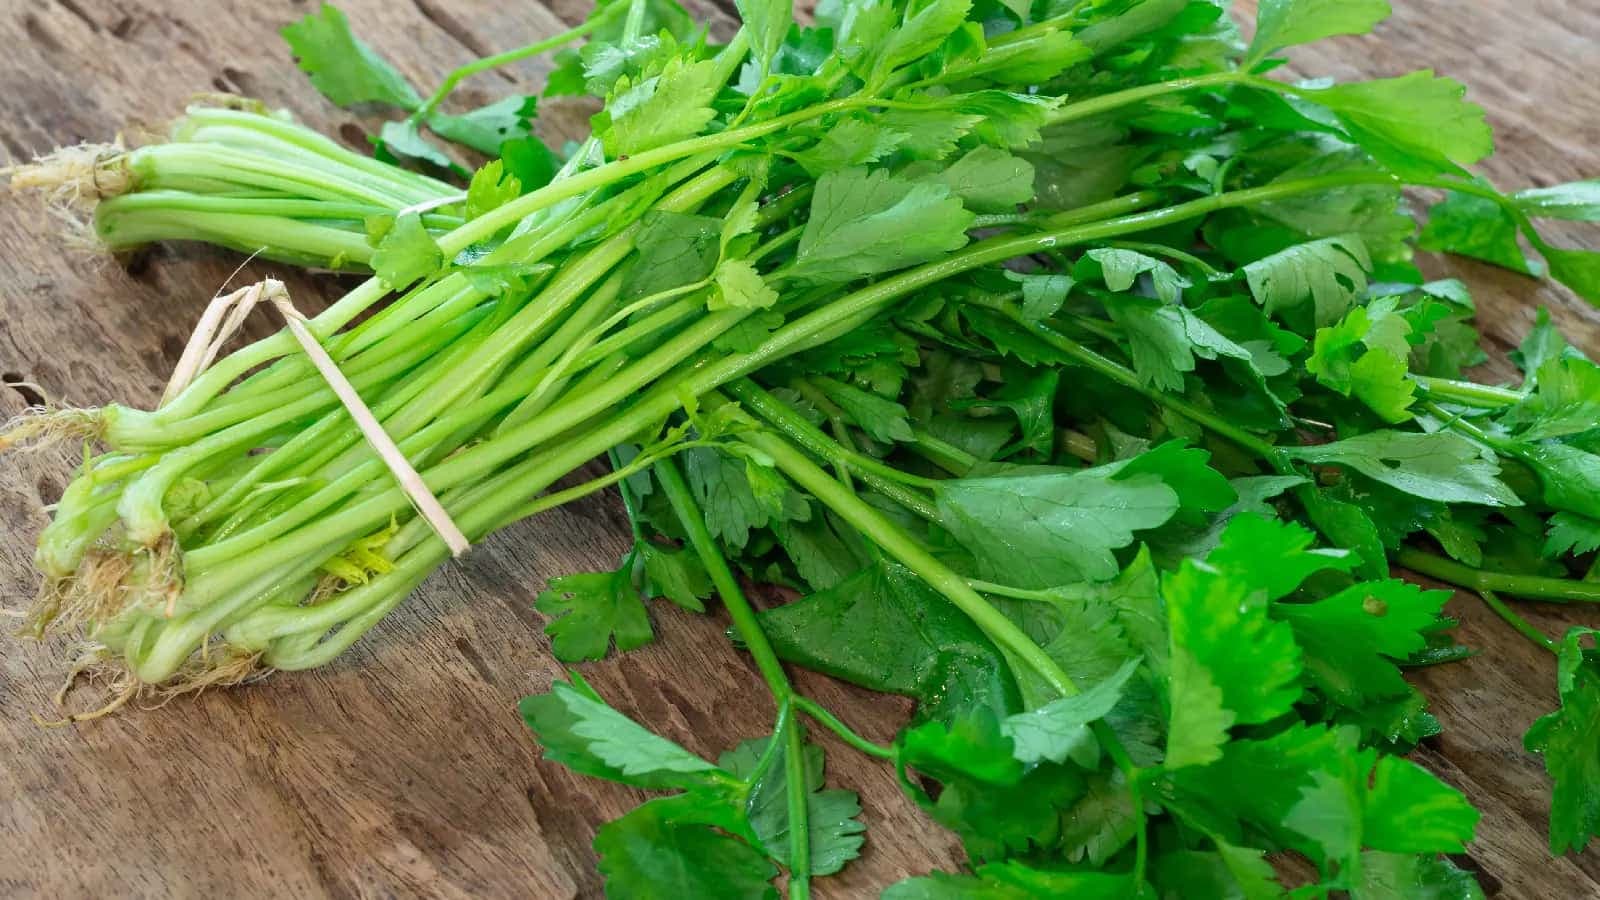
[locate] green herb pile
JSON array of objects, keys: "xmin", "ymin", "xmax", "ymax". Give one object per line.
[{"xmin": 6, "ymin": 0, "xmax": 1600, "ymax": 895}]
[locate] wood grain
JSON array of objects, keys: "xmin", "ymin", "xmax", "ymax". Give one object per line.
[{"xmin": 0, "ymin": 2, "xmax": 1596, "ymax": 898}]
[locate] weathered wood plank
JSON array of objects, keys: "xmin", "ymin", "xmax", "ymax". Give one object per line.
[{"xmin": 0, "ymin": 2, "xmax": 1597, "ymax": 898}]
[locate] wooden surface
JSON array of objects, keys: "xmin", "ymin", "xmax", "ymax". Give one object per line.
[{"xmin": 0, "ymin": 1, "xmax": 1597, "ymax": 897}]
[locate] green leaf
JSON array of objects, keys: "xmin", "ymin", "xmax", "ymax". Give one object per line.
[
  {"xmin": 639, "ymin": 542, "xmax": 711, "ymax": 612},
  {"xmin": 1276, "ymin": 579, "xmax": 1451, "ymax": 707},
  {"xmin": 600, "ymin": 56, "xmax": 723, "ymax": 156},
  {"xmin": 595, "ymin": 799, "xmax": 779, "ymax": 900},
  {"xmin": 1001, "ymin": 657, "xmax": 1141, "ymax": 766},
  {"xmin": 369, "ymin": 212, "xmax": 443, "ymax": 290},
  {"xmin": 937, "ymin": 456, "xmax": 1181, "ymax": 588},
  {"xmin": 759, "ymin": 560, "xmax": 1019, "ymax": 722},
  {"xmin": 1288, "ymin": 430, "xmax": 1521, "ymax": 507},
  {"xmin": 1087, "ymin": 248, "xmax": 1190, "ymax": 304},
  {"xmin": 1009, "ymin": 272, "xmax": 1075, "ymax": 321},
  {"xmin": 1151, "ymin": 843, "xmax": 1287, "ymax": 900},
  {"xmin": 1503, "ymin": 356, "xmax": 1600, "ymax": 441},
  {"xmin": 711, "ymin": 260, "xmax": 779, "ymax": 310},
  {"xmin": 1545, "ymin": 512, "xmax": 1600, "ymax": 558},
  {"xmin": 1303, "ymin": 72, "xmax": 1494, "ymax": 179},
  {"xmin": 1358, "ymin": 852, "xmax": 1485, "ymax": 900},
  {"xmin": 1421, "ymin": 190, "xmax": 1540, "ymax": 276},
  {"xmin": 1163, "ymin": 562, "xmax": 1303, "ymax": 768},
  {"xmin": 1243, "ymin": 235, "xmax": 1372, "ymax": 326},
  {"xmin": 883, "ymin": 860, "xmax": 1137, "ymax": 899},
  {"xmin": 520, "ymin": 675, "xmax": 721, "ymax": 790},
  {"xmin": 1307, "ymin": 297, "xmax": 1418, "ymax": 423},
  {"xmin": 790, "ymin": 167, "xmax": 974, "ymax": 283},
  {"xmin": 736, "ymin": 0, "xmax": 794, "ymax": 77},
  {"xmin": 1514, "ymin": 180, "xmax": 1600, "ymax": 221},
  {"xmin": 790, "ymin": 117, "xmax": 909, "ymax": 176},
  {"xmin": 813, "ymin": 376, "xmax": 914, "ymax": 443},
  {"xmin": 952, "ymin": 368, "xmax": 1059, "ymax": 458},
  {"xmin": 1247, "ymin": 0, "xmax": 1391, "ymax": 65},
  {"xmin": 719, "ymin": 738, "xmax": 866, "ymax": 876},
  {"xmin": 1524, "ymin": 628, "xmax": 1600, "ymax": 854},
  {"xmin": 875, "ymin": 0, "xmax": 974, "ymax": 83},
  {"xmin": 500, "ymin": 137, "xmax": 560, "ymax": 192},
  {"xmin": 465, "ymin": 160, "xmax": 521, "ymax": 221},
  {"xmin": 376, "ymin": 118, "xmax": 455, "ymax": 170},
  {"xmin": 534, "ymin": 564, "xmax": 653, "ymax": 661},
  {"xmin": 1104, "ymin": 294, "xmax": 1256, "ymax": 392},
  {"xmin": 1542, "ymin": 246, "xmax": 1600, "ymax": 304},
  {"xmin": 428, "ymin": 95, "xmax": 535, "ymax": 156},
  {"xmin": 626, "ymin": 210, "xmax": 723, "ymax": 300},
  {"xmin": 282, "ymin": 3, "xmax": 422, "ymax": 109},
  {"xmin": 922, "ymin": 146, "xmax": 1036, "ymax": 213},
  {"xmin": 1206, "ymin": 513, "xmax": 1357, "ymax": 601}
]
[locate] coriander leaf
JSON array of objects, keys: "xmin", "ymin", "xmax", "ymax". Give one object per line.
[
  {"xmin": 1503, "ymin": 356, "xmax": 1600, "ymax": 441},
  {"xmin": 1361, "ymin": 755, "xmax": 1479, "ymax": 853},
  {"xmin": 1303, "ymin": 72, "xmax": 1493, "ymax": 179},
  {"xmin": 922, "ymin": 146, "xmax": 1036, "ymax": 213},
  {"xmin": 1243, "ymin": 235, "xmax": 1372, "ymax": 326},
  {"xmin": 370, "ymin": 212, "xmax": 443, "ymax": 290},
  {"xmin": 883, "ymin": 861, "xmax": 1136, "ymax": 900},
  {"xmin": 595, "ymin": 799, "xmax": 778, "ymax": 900},
  {"xmin": 1275, "ymin": 579, "xmax": 1451, "ymax": 706},
  {"xmin": 465, "ymin": 160, "xmax": 521, "ymax": 221},
  {"xmin": 874, "ymin": 0, "xmax": 974, "ymax": 84},
  {"xmin": 1545, "ymin": 512, "xmax": 1600, "ymax": 558},
  {"xmin": 790, "ymin": 167, "xmax": 974, "ymax": 284},
  {"xmin": 1009, "ymin": 272, "xmax": 1075, "ymax": 321},
  {"xmin": 711, "ymin": 260, "xmax": 780, "ymax": 310},
  {"xmin": 500, "ymin": 137, "xmax": 560, "ymax": 192},
  {"xmin": 952, "ymin": 368, "xmax": 1059, "ymax": 458},
  {"xmin": 1088, "ymin": 248, "xmax": 1190, "ymax": 304},
  {"xmin": 1151, "ymin": 843, "xmax": 1286, "ymax": 900},
  {"xmin": 1299, "ymin": 486, "xmax": 1389, "ymax": 578},
  {"xmin": 1420, "ymin": 190, "xmax": 1540, "ymax": 276},
  {"xmin": 1359, "ymin": 852, "xmax": 1485, "ymax": 900},
  {"xmin": 1287, "ymin": 430, "xmax": 1521, "ymax": 507},
  {"xmin": 1307, "ymin": 297, "xmax": 1418, "ymax": 423},
  {"xmin": 428, "ymin": 95, "xmax": 535, "ymax": 156},
  {"xmin": 1104, "ymin": 295, "xmax": 1256, "ymax": 392},
  {"xmin": 937, "ymin": 457, "xmax": 1181, "ymax": 588},
  {"xmin": 1247, "ymin": 0, "xmax": 1391, "ymax": 66},
  {"xmin": 1524, "ymin": 628, "xmax": 1600, "ymax": 854},
  {"xmin": 639, "ymin": 542, "xmax": 711, "ymax": 612},
  {"xmin": 736, "ymin": 0, "xmax": 794, "ymax": 77},
  {"xmin": 1060, "ymin": 769, "xmax": 1141, "ymax": 865},
  {"xmin": 626, "ymin": 211, "xmax": 722, "ymax": 300},
  {"xmin": 758, "ymin": 560, "xmax": 1019, "ymax": 722},
  {"xmin": 1116, "ymin": 442, "xmax": 1237, "ymax": 526},
  {"xmin": 1206, "ymin": 513, "xmax": 1357, "ymax": 601},
  {"xmin": 713, "ymin": 309, "xmax": 785, "ymax": 353},
  {"xmin": 1542, "ymin": 246, "xmax": 1600, "ymax": 304},
  {"xmin": 535, "ymin": 565, "xmax": 652, "ymax": 661},
  {"xmin": 719, "ymin": 738, "xmax": 865, "ymax": 876},
  {"xmin": 790, "ymin": 117, "xmax": 909, "ymax": 176},
  {"xmin": 520, "ymin": 674, "xmax": 721, "ymax": 789},
  {"xmin": 600, "ymin": 57, "xmax": 723, "ymax": 156},
  {"xmin": 812, "ymin": 376, "xmax": 914, "ymax": 443},
  {"xmin": 376, "ymin": 118, "xmax": 456, "ymax": 170},
  {"xmin": 1516, "ymin": 440, "xmax": 1600, "ymax": 521},
  {"xmin": 282, "ymin": 3, "xmax": 422, "ymax": 110},
  {"xmin": 1163, "ymin": 562, "xmax": 1303, "ymax": 767},
  {"xmin": 1001, "ymin": 657, "xmax": 1141, "ymax": 766},
  {"xmin": 898, "ymin": 711, "xmax": 1086, "ymax": 859},
  {"xmin": 1514, "ymin": 180, "xmax": 1600, "ymax": 221}
]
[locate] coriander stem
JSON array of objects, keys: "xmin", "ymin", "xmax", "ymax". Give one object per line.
[
  {"xmin": 1396, "ymin": 547, "xmax": 1600, "ymax": 604},
  {"xmin": 412, "ymin": 13, "xmax": 616, "ymax": 123},
  {"xmin": 1479, "ymin": 589, "xmax": 1558, "ymax": 653},
  {"xmin": 1412, "ymin": 375, "xmax": 1524, "ymax": 409},
  {"xmin": 994, "ymin": 308, "xmax": 1291, "ymax": 469},
  {"xmin": 792, "ymin": 696, "xmax": 896, "ymax": 761},
  {"xmin": 730, "ymin": 380, "xmax": 941, "ymax": 521},
  {"xmin": 1046, "ymin": 71, "xmax": 1246, "ymax": 126},
  {"xmin": 654, "ymin": 456, "xmax": 811, "ymax": 896}
]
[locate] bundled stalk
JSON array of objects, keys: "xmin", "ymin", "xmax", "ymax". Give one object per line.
[
  {"xmin": 6, "ymin": 103, "xmax": 461, "ymax": 268},
  {"xmin": 9, "ymin": 0, "xmax": 1600, "ymax": 895}
]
